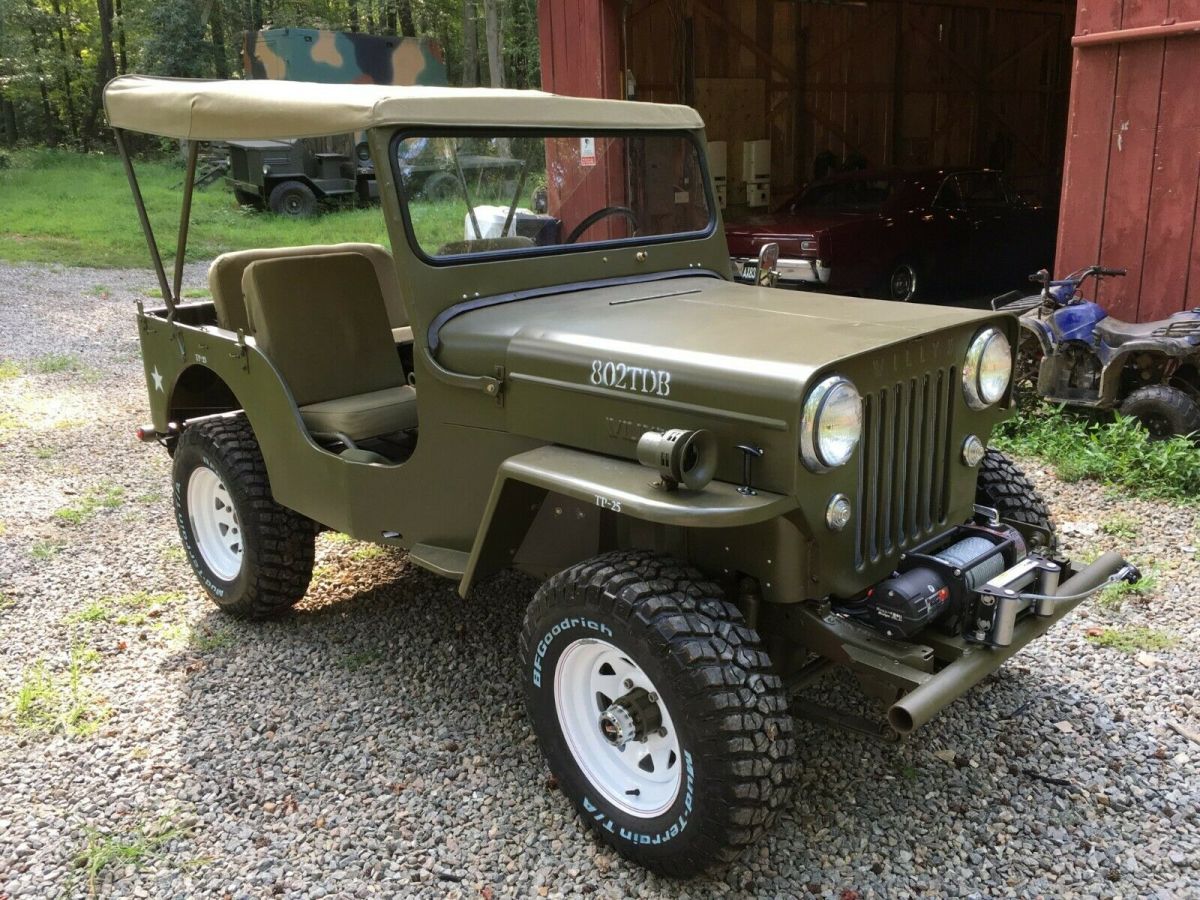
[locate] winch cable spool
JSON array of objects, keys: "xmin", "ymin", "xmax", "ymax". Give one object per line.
[{"xmin": 857, "ymin": 527, "xmax": 1023, "ymax": 640}]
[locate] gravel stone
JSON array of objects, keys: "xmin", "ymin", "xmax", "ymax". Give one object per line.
[{"xmin": 0, "ymin": 262, "xmax": 1198, "ymax": 898}]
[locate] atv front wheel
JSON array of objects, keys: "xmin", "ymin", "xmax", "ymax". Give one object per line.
[
  {"xmin": 172, "ymin": 416, "xmax": 314, "ymax": 618},
  {"xmin": 1119, "ymin": 384, "xmax": 1200, "ymax": 440},
  {"xmin": 520, "ymin": 550, "xmax": 794, "ymax": 876},
  {"xmin": 975, "ymin": 448, "xmax": 1055, "ymax": 548}
]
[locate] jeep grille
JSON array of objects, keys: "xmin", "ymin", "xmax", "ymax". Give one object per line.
[{"xmin": 855, "ymin": 368, "xmax": 956, "ymax": 568}]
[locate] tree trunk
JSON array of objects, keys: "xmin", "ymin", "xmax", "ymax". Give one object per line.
[
  {"xmin": 397, "ymin": 0, "xmax": 415, "ymax": 36},
  {"xmin": 87, "ymin": 0, "xmax": 116, "ymax": 144},
  {"xmin": 115, "ymin": 0, "xmax": 127, "ymax": 74},
  {"xmin": 462, "ymin": 0, "xmax": 479, "ymax": 86},
  {"xmin": 1, "ymin": 89, "xmax": 18, "ymax": 145},
  {"xmin": 483, "ymin": 0, "xmax": 503, "ymax": 88},
  {"xmin": 50, "ymin": 0, "xmax": 80, "ymax": 143},
  {"xmin": 385, "ymin": 0, "xmax": 397, "ymax": 35},
  {"xmin": 24, "ymin": 3, "xmax": 62, "ymax": 144},
  {"xmin": 348, "ymin": 0, "xmax": 359, "ymax": 32},
  {"xmin": 210, "ymin": 0, "xmax": 229, "ymax": 78}
]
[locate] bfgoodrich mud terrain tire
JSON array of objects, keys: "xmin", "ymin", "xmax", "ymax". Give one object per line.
[
  {"xmin": 172, "ymin": 416, "xmax": 314, "ymax": 618},
  {"xmin": 520, "ymin": 550, "xmax": 795, "ymax": 876},
  {"xmin": 975, "ymin": 448, "xmax": 1055, "ymax": 547},
  {"xmin": 1119, "ymin": 384, "xmax": 1200, "ymax": 440}
]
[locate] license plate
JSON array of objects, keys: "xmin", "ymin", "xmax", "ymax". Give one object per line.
[{"xmin": 740, "ymin": 264, "xmax": 757, "ymax": 283}]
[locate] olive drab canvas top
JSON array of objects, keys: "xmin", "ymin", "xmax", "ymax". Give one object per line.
[{"xmin": 102, "ymin": 76, "xmax": 705, "ymax": 141}]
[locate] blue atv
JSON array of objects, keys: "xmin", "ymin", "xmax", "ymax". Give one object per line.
[{"xmin": 995, "ymin": 266, "xmax": 1200, "ymax": 439}]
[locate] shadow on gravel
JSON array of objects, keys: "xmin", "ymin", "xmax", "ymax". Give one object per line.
[{"xmin": 170, "ymin": 564, "xmax": 1154, "ymax": 895}]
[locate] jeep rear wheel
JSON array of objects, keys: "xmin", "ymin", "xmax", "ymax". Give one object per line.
[
  {"xmin": 520, "ymin": 550, "xmax": 794, "ymax": 876},
  {"xmin": 172, "ymin": 416, "xmax": 314, "ymax": 618}
]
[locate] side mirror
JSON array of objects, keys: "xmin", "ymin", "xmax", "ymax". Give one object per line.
[{"xmin": 756, "ymin": 242, "xmax": 780, "ymax": 288}]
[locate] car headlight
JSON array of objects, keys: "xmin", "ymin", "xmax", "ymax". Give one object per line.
[
  {"xmin": 963, "ymin": 327, "xmax": 1013, "ymax": 409},
  {"xmin": 356, "ymin": 142, "xmax": 370, "ymax": 162},
  {"xmin": 801, "ymin": 376, "xmax": 863, "ymax": 471}
]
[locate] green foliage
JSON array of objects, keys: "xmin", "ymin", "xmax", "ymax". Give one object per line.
[
  {"xmin": 11, "ymin": 646, "xmax": 107, "ymax": 737},
  {"xmin": 0, "ymin": 1, "xmax": 540, "ymax": 150},
  {"xmin": 67, "ymin": 591, "xmax": 186, "ymax": 627},
  {"xmin": 1099, "ymin": 513, "xmax": 1139, "ymax": 540},
  {"xmin": 1086, "ymin": 626, "xmax": 1177, "ymax": 654},
  {"xmin": 30, "ymin": 538, "xmax": 66, "ymax": 560},
  {"xmin": 76, "ymin": 818, "xmax": 190, "ymax": 896},
  {"xmin": 32, "ymin": 353, "xmax": 79, "ymax": 373},
  {"xmin": 1096, "ymin": 567, "xmax": 1158, "ymax": 611},
  {"xmin": 0, "ymin": 360, "xmax": 20, "ymax": 380},
  {"xmin": 0, "ymin": 149, "xmax": 389, "ymax": 267},
  {"xmin": 53, "ymin": 482, "xmax": 124, "ymax": 525},
  {"xmin": 993, "ymin": 405, "xmax": 1200, "ymax": 504}
]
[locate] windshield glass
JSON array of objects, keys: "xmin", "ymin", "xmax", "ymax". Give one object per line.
[
  {"xmin": 394, "ymin": 132, "xmax": 711, "ymax": 259},
  {"xmin": 799, "ymin": 178, "xmax": 894, "ymax": 213}
]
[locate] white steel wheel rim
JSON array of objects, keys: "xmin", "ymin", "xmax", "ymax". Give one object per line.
[
  {"xmin": 554, "ymin": 638, "xmax": 682, "ymax": 819},
  {"xmin": 186, "ymin": 465, "xmax": 244, "ymax": 582}
]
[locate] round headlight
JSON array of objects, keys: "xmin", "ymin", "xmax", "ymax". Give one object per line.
[
  {"xmin": 356, "ymin": 142, "xmax": 371, "ymax": 162},
  {"xmin": 801, "ymin": 376, "xmax": 863, "ymax": 471},
  {"xmin": 963, "ymin": 328, "xmax": 1013, "ymax": 409}
]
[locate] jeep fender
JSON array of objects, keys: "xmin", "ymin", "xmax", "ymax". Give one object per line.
[{"xmin": 459, "ymin": 445, "xmax": 796, "ymax": 597}]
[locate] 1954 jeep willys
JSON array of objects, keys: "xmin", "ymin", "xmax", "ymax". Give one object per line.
[{"xmin": 104, "ymin": 76, "xmax": 1136, "ymax": 876}]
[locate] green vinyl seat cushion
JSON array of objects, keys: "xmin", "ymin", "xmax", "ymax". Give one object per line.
[{"xmin": 243, "ymin": 251, "xmax": 416, "ymax": 442}]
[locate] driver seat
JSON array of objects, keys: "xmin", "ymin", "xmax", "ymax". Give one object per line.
[{"xmin": 243, "ymin": 252, "xmax": 417, "ymax": 443}]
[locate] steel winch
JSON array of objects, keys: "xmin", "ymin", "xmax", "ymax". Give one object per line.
[{"xmin": 841, "ymin": 507, "xmax": 1110, "ymax": 648}]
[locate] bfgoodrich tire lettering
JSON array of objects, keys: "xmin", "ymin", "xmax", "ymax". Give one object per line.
[
  {"xmin": 520, "ymin": 550, "xmax": 794, "ymax": 876},
  {"xmin": 172, "ymin": 415, "xmax": 314, "ymax": 618}
]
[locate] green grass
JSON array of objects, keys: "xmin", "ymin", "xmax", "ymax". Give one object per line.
[
  {"xmin": 1086, "ymin": 626, "xmax": 1177, "ymax": 654},
  {"xmin": 0, "ymin": 360, "xmax": 21, "ymax": 380},
  {"xmin": 67, "ymin": 591, "xmax": 185, "ymax": 627},
  {"xmin": 349, "ymin": 544, "xmax": 387, "ymax": 561},
  {"xmin": 189, "ymin": 625, "xmax": 235, "ymax": 653},
  {"xmin": 339, "ymin": 650, "xmax": 383, "ymax": 671},
  {"xmin": 31, "ymin": 353, "xmax": 80, "ymax": 373},
  {"xmin": 1097, "ymin": 567, "xmax": 1158, "ymax": 610},
  {"xmin": 30, "ymin": 539, "xmax": 67, "ymax": 560},
  {"xmin": 993, "ymin": 405, "xmax": 1200, "ymax": 504},
  {"xmin": 0, "ymin": 149, "xmax": 390, "ymax": 268},
  {"xmin": 11, "ymin": 646, "xmax": 107, "ymax": 737},
  {"xmin": 76, "ymin": 818, "xmax": 189, "ymax": 896},
  {"xmin": 1099, "ymin": 513, "xmax": 1140, "ymax": 540},
  {"xmin": 0, "ymin": 592, "xmax": 15, "ymax": 612},
  {"xmin": 53, "ymin": 483, "xmax": 125, "ymax": 525}
]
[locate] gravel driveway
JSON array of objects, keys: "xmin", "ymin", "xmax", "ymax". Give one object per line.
[{"xmin": 0, "ymin": 261, "xmax": 1197, "ymax": 898}]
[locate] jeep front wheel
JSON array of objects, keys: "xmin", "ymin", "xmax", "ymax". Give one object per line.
[
  {"xmin": 975, "ymin": 448, "xmax": 1055, "ymax": 548},
  {"xmin": 520, "ymin": 551, "xmax": 794, "ymax": 876},
  {"xmin": 268, "ymin": 180, "xmax": 317, "ymax": 217},
  {"xmin": 172, "ymin": 416, "xmax": 314, "ymax": 618}
]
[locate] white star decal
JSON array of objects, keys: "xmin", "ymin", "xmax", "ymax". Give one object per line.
[{"xmin": 150, "ymin": 366, "xmax": 164, "ymax": 392}]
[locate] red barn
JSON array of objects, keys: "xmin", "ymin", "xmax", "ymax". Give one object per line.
[{"xmin": 539, "ymin": 0, "xmax": 1200, "ymax": 320}]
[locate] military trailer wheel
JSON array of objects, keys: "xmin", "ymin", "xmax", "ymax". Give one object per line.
[
  {"xmin": 172, "ymin": 416, "xmax": 314, "ymax": 618},
  {"xmin": 268, "ymin": 180, "xmax": 317, "ymax": 217},
  {"xmin": 1119, "ymin": 384, "xmax": 1200, "ymax": 440},
  {"xmin": 975, "ymin": 448, "xmax": 1055, "ymax": 546},
  {"xmin": 520, "ymin": 550, "xmax": 794, "ymax": 876}
]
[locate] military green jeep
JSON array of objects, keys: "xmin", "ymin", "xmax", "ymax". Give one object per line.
[{"xmin": 104, "ymin": 75, "xmax": 1135, "ymax": 876}]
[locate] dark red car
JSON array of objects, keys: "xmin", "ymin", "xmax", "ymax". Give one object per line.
[{"xmin": 724, "ymin": 168, "xmax": 1055, "ymax": 301}]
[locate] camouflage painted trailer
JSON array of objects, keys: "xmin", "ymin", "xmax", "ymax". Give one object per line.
[{"xmin": 232, "ymin": 28, "xmax": 449, "ymax": 215}]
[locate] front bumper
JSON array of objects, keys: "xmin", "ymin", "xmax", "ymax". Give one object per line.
[
  {"xmin": 731, "ymin": 256, "xmax": 831, "ymax": 286},
  {"xmin": 888, "ymin": 550, "xmax": 1135, "ymax": 733}
]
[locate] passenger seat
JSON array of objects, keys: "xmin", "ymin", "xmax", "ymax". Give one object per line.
[
  {"xmin": 208, "ymin": 243, "xmax": 414, "ymax": 345},
  {"xmin": 242, "ymin": 252, "xmax": 417, "ymax": 443}
]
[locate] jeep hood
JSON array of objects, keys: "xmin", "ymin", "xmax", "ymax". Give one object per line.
[{"xmin": 435, "ymin": 274, "xmax": 991, "ymax": 384}]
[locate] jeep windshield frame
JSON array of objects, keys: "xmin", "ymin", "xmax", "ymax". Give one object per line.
[{"xmin": 388, "ymin": 127, "xmax": 717, "ymax": 267}]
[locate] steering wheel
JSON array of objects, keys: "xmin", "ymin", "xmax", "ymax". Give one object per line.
[{"xmin": 565, "ymin": 206, "xmax": 639, "ymax": 244}]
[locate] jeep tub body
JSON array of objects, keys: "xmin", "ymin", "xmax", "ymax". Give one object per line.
[{"xmin": 104, "ymin": 76, "xmax": 1134, "ymax": 874}]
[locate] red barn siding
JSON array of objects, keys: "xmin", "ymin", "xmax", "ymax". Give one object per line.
[{"xmin": 1057, "ymin": 0, "xmax": 1200, "ymax": 319}]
